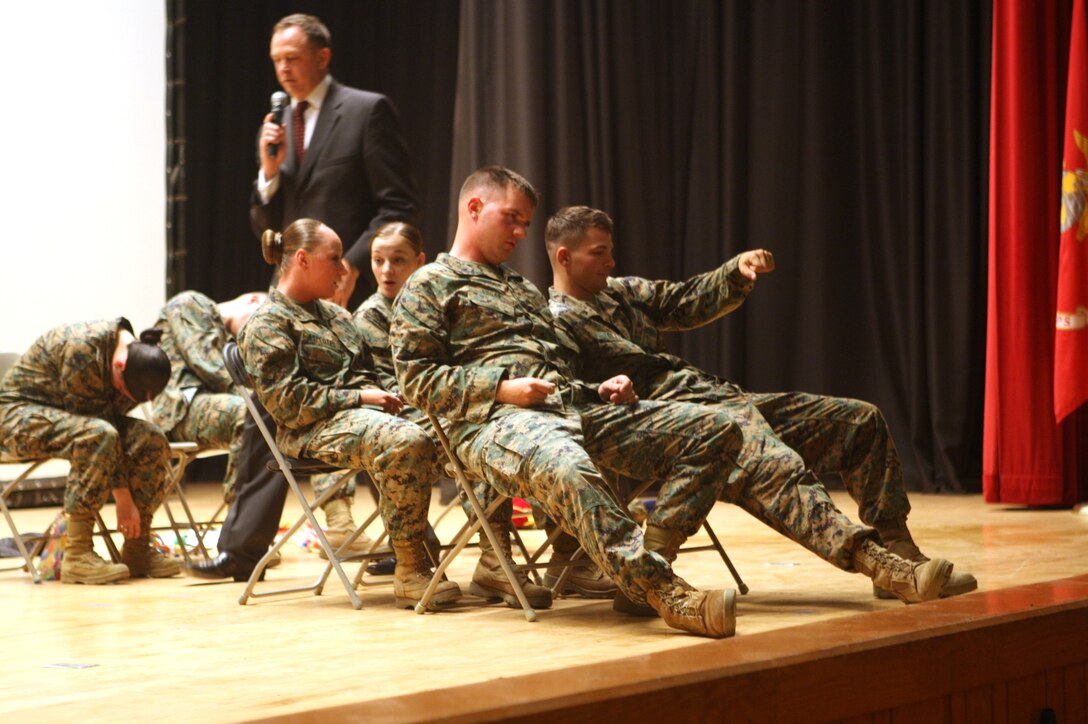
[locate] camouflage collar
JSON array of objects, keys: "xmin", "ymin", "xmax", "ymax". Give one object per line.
[
  {"xmin": 548, "ymin": 284, "xmax": 620, "ymax": 318},
  {"xmin": 269, "ymin": 287, "xmax": 333, "ymax": 323},
  {"xmin": 370, "ymin": 292, "xmax": 393, "ymax": 311},
  {"xmin": 437, "ymin": 252, "xmax": 524, "ymax": 283}
]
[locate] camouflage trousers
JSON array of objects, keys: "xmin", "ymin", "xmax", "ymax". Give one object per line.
[
  {"xmin": 454, "ymin": 398, "xmax": 742, "ymax": 604},
  {"xmin": 167, "ymin": 391, "xmax": 245, "ymax": 503},
  {"xmin": 301, "ymin": 407, "xmax": 443, "ymax": 542},
  {"xmin": 742, "ymin": 391, "xmax": 910, "ymax": 526},
  {"xmin": 0, "ymin": 402, "xmax": 171, "ymax": 516},
  {"xmin": 645, "ymin": 390, "xmax": 882, "ymax": 570},
  {"xmin": 310, "ymin": 410, "xmax": 441, "ymax": 509}
]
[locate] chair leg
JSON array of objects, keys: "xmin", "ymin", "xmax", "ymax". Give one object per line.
[
  {"xmin": 1, "ymin": 481, "xmax": 44, "ymax": 583},
  {"xmin": 421, "ymin": 412, "xmax": 538, "ymax": 622},
  {"xmin": 94, "ymin": 512, "xmax": 122, "ymax": 562},
  {"xmin": 702, "ymin": 520, "xmax": 748, "ymax": 594}
]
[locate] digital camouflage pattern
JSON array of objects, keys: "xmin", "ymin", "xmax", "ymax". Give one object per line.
[
  {"xmin": 353, "ymin": 292, "xmax": 402, "ymax": 397},
  {"xmin": 388, "ymin": 253, "xmax": 866, "ymax": 602},
  {"xmin": 548, "ymin": 254, "xmax": 911, "ymax": 533},
  {"xmin": 152, "ymin": 291, "xmax": 245, "ymax": 500},
  {"xmin": 309, "ymin": 292, "xmax": 446, "ymax": 504},
  {"xmin": 0, "ymin": 319, "xmax": 171, "ymax": 515},
  {"xmin": 238, "ymin": 288, "xmax": 441, "ymax": 541}
]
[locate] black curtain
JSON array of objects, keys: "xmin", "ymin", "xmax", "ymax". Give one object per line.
[{"xmin": 178, "ymin": 0, "xmax": 991, "ymax": 492}]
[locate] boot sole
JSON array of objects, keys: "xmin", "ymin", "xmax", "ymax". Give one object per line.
[
  {"xmin": 61, "ymin": 569, "xmax": 130, "ymax": 585},
  {"xmin": 718, "ymin": 588, "xmax": 738, "ymax": 638},
  {"xmin": 873, "ymin": 571, "xmax": 978, "ymax": 600},
  {"xmin": 941, "ymin": 574, "xmax": 978, "ymax": 597},
  {"xmin": 125, "ymin": 560, "xmax": 182, "ymax": 578},
  {"xmin": 127, "ymin": 569, "xmax": 182, "ymax": 579},
  {"xmin": 469, "ymin": 581, "xmax": 553, "ymax": 609},
  {"xmin": 397, "ymin": 587, "xmax": 462, "ymax": 610}
]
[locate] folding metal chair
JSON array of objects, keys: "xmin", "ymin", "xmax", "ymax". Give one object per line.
[
  {"xmin": 222, "ymin": 342, "xmax": 389, "ymax": 610},
  {"xmin": 1, "ymin": 458, "xmax": 57, "ymax": 583},
  {"xmin": 159, "ymin": 442, "xmax": 230, "ymax": 565},
  {"xmin": 135, "ymin": 402, "xmax": 230, "ymax": 565},
  {"xmin": 416, "ymin": 412, "xmax": 544, "ymax": 622},
  {"xmin": 1, "ymin": 456, "xmax": 120, "ymax": 583},
  {"xmin": 537, "ymin": 477, "xmax": 749, "ymax": 597}
]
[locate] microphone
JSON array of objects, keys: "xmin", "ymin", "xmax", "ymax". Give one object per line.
[{"xmin": 267, "ymin": 91, "xmax": 288, "ymax": 158}]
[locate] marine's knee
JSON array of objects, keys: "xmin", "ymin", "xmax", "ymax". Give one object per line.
[
  {"xmin": 389, "ymin": 424, "xmax": 439, "ymax": 467},
  {"xmin": 73, "ymin": 418, "xmax": 120, "ymax": 453}
]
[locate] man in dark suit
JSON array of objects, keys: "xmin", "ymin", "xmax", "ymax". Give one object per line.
[
  {"xmin": 190, "ymin": 14, "xmax": 418, "ymax": 581},
  {"xmin": 250, "ymin": 12, "xmax": 419, "ymax": 308}
]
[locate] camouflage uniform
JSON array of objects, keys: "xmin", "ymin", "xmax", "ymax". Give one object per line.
[
  {"xmin": 238, "ymin": 289, "xmax": 441, "ymax": 542},
  {"xmin": 548, "ymin": 255, "xmax": 910, "ymax": 539},
  {"xmin": 354, "ymin": 293, "xmax": 407, "ymax": 402},
  {"xmin": 308, "ymin": 292, "xmax": 441, "ymax": 503},
  {"xmin": 0, "ymin": 319, "xmax": 171, "ymax": 516},
  {"xmin": 392, "ymin": 254, "xmax": 871, "ymax": 605},
  {"xmin": 152, "ymin": 291, "xmax": 246, "ymax": 501}
]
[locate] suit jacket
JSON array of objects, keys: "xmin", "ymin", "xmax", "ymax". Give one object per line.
[{"xmin": 250, "ymin": 79, "xmax": 419, "ymax": 273}]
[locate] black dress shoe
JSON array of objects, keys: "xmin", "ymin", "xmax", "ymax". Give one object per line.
[{"xmin": 185, "ymin": 552, "xmax": 256, "ymax": 582}]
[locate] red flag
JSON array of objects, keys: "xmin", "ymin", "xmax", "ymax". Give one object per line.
[{"xmin": 1056, "ymin": 0, "xmax": 1088, "ymax": 422}]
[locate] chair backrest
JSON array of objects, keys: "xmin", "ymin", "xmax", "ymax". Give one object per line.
[
  {"xmin": 222, "ymin": 342, "xmax": 279, "ymax": 456},
  {"xmin": 223, "ymin": 341, "xmax": 251, "ymax": 389}
]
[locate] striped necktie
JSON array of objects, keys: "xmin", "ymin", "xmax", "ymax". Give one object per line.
[{"xmin": 293, "ymin": 100, "xmax": 309, "ymax": 164}]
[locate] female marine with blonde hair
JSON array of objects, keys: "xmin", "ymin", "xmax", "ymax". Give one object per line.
[{"xmin": 238, "ymin": 218, "xmax": 461, "ymax": 608}]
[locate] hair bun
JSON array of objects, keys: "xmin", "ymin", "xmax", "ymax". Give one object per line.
[
  {"xmin": 261, "ymin": 229, "xmax": 284, "ymax": 265},
  {"xmin": 138, "ymin": 328, "xmax": 164, "ymax": 345}
]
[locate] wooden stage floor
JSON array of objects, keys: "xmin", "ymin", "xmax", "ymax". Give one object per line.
[{"xmin": 1, "ymin": 484, "xmax": 1086, "ymax": 722}]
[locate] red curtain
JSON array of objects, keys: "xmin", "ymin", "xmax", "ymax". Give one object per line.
[{"xmin": 985, "ymin": 0, "xmax": 1088, "ymax": 505}]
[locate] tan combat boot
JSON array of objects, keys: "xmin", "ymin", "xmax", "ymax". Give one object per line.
[
  {"xmin": 645, "ymin": 576, "xmax": 736, "ymax": 638},
  {"xmin": 60, "ymin": 515, "xmax": 129, "ymax": 584},
  {"xmin": 853, "ymin": 538, "xmax": 951, "ymax": 603},
  {"xmin": 391, "ymin": 539, "xmax": 461, "ymax": 609},
  {"xmin": 469, "ymin": 522, "xmax": 552, "ymax": 609},
  {"xmin": 614, "ymin": 525, "xmax": 686, "ymax": 616},
  {"xmin": 319, "ymin": 498, "xmax": 392, "ymax": 558},
  {"xmin": 543, "ymin": 531, "xmax": 617, "ymax": 599},
  {"xmin": 871, "ymin": 522, "xmax": 977, "ymax": 600},
  {"xmin": 121, "ymin": 512, "xmax": 181, "ymax": 578}
]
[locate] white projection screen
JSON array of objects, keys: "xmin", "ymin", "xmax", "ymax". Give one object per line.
[{"xmin": 0, "ymin": 1, "xmax": 166, "ymax": 355}]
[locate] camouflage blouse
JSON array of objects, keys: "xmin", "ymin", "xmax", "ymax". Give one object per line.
[
  {"xmin": 238, "ymin": 288, "xmax": 381, "ymax": 456},
  {"xmin": 353, "ymin": 292, "xmax": 401, "ymax": 394},
  {"xmin": 152, "ymin": 290, "xmax": 238, "ymax": 432},
  {"xmin": 0, "ymin": 318, "xmax": 138, "ymax": 420},
  {"xmin": 390, "ymin": 253, "xmax": 595, "ymax": 426},
  {"xmin": 548, "ymin": 256, "xmax": 753, "ymax": 398}
]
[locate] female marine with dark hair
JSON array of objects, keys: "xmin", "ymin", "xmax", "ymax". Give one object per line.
[
  {"xmin": 0, "ymin": 318, "xmax": 178, "ymax": 584},
  {"xmin": 238, "ymin": 218, "xmax": 461, "ymax": 608}
]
